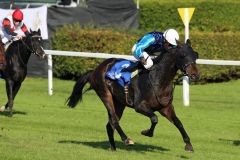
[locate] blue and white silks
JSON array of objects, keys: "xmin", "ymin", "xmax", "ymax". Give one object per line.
[
  {"xmin": 132, "ymin": 32, "xmax": 166, "ymax": 60},
  {"xmin": 106, "ymin": 60, "xmax": 135, "ymax": 87},
  {"xmin": 133, "ymin": 34, "xmax": 155, "ymax": 59}
]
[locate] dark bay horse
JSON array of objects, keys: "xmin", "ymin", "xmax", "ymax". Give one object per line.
[
  {"xmin": 67, "ymin": 39, "xmax": 199, "ymax": 151},
  {"xmin": 0, "ymin": 29, "xmax": 45, "ymax": 116},
  {"xmin": 0, "ymin": 41, "xmax": 5, "ymax": 70}
]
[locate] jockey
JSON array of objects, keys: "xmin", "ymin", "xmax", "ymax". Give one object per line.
[
  {"xmin": 132, "ymin": 28, "xmax": 179, "ymax": 69},
  {"xmin": 0, "ymin": 9, "xmax": 29, "ymax": 45},
  {"xmin": 121, "ymin": 29, "xmax": 179, "ymax": 103}
]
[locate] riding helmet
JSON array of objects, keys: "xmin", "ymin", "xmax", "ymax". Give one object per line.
[{"xmin": 12, "ymin": 9, "xmax": 24, "ymax": 21}]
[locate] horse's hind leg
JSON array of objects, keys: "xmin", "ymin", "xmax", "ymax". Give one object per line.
[
  {"xmin": 135, "ymin": 103, "xmax": 158, "ymax": 137},
  {"xmin": 114, "ymin": 101, "xmax": 134, "ymax": 144},
  {"xmin": 159, "ymin": 104, "xmax": 193, "ymax": 152},
  {"xmin": 106, "ymin": 120, "xmax": 116, "ymax": 151},
  {"xmin": 106, "ymin": 101, "xmax": 134, "ymax": 151},
  {"xmin": 99, "ymin": 90, "xmax": 131, "ymax": 150}
]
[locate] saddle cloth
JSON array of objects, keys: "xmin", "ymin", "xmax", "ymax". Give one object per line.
[{"xmin": 106, "ymin": 60, "xmax": 138, "ymax": 87}]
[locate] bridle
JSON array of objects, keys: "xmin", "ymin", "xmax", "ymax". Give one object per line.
[
  {"xmin": 14, "ymin": 35, "xmax": 43, "ymax": 66},
  {"xmin": 181, "ymin": 61, "xmax": 196, "ymax": 75},
  {"xmin": 21, "ymin": 35, "xmax": 43, "ymax": 55}
]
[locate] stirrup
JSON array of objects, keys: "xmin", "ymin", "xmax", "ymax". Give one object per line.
[{"xmin": 124, "ymin": 86, "xmax": 128, "ymax": 93}]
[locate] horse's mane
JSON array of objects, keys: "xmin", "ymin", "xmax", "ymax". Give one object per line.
[
  {"xmin": 5, "ymin": 37, "xmax": 32, "ymax": 58},
  {"xmin": 8, "ymin": 36, "xmax": 30, "ymax": 48},
  {"xmin": 148, "ymin": 48, "xmax": 179, "ymax": 86},
  {"xmin": 152, "ymin": 52, "xmax": 166, "ymax": 64},
  {"xmin": 152, "ymin": 48, "xmax": 178, "ymax": 70}
]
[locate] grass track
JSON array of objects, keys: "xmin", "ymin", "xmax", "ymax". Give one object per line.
[{"xmin": 0, "ymin": 78, "xmax": 239, "ymax": 160}]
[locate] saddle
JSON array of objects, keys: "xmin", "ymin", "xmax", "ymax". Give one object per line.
[{"xmin": 106, "ymin": 60, "xmax": 138, "ymax": 86}]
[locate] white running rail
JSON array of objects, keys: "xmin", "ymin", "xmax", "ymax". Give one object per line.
[{"xmin": 45, "ymin": 50, "xmax": 240, "ymax": 106}]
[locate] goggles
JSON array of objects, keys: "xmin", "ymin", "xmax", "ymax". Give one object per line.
[{"xmin": 13, "ymin": 19, "xmax": 22, "ymax": 23}]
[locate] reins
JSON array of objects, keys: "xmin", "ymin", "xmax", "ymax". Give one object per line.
[
  {"xmin": 20, "ymin": 35, "xmax": 42, "ymax": 55},
  {"xmin": 16, "ymin": 42, "xmax": 27, "ymax": 67},
  {"xmin": 13, "ymin": 35, "xmax": 41, "ymax": 67},
  {"xmin": 146, "ymin": 49, "xmax": 179, "ymax": 106},
  {"xmin": 20, "ymin": 37, "xmax": 34, "ymax": 54}
]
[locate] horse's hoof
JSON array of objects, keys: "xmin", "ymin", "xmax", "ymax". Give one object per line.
[
  {"xmin": 124, "ymin": 138, "xmax": 134, "ymax": 145},
  {"xmin": 141, "ymin": 129, "xmax": 153, "ymax": 137},
  {"xmin": 185, "ymin": 144, "xmax": 194, "ymax": 152},
  {"xmin": 0, "ymin": 106, "xmax": 5, "ymax": 112},
  {"xmin": 110, "ymin": 146, "xmax": 116, "ymax": 151}
]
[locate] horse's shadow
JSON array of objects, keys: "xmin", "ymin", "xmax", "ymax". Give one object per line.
[
  {"xmin": 0, "ymin": 110, "xmax": 27, "ymax": 117},
  {"xmin": 219, "ymin": 138, "xmax": 240, "ymax": 146},
  {"xmin": 58, "ymin": 140, "xmax": 170, "ymax": 153}
]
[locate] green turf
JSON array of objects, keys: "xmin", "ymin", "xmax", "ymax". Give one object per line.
[{"xmin": 0, "ymin": 78, "xmax": 239, "ymax": 160}]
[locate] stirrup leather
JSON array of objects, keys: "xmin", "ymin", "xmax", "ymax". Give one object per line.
[{"xmin": 124, "ymin": 86, "xmax": 133, "ymax": 105}]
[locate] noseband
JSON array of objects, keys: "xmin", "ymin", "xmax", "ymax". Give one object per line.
[{"xmin": 182, "ymin": 61, "xmax": 196, "ymax": 74}]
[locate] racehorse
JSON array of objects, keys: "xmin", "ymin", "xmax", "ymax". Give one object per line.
[
  {"xmin": 67, "ymin": 39, "xmax": 199, "ymax": 151},
  {"xmin": 0, "ymin": 29, "xmax": 45, "ymax": 117},
  {"xmin": 0, "ymin": 40, "xmax": 5, "ymax": 70}
]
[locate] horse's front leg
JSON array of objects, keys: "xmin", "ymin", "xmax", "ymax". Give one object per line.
[
  {"xmin": 1, "ymin": 82, "xmax": 22, "ymax": 114},
  {"xmin": 5, "ymin": 80, "xmax": 14, "ymax": 116},
  {"xmin": 160, "ymin": 104, "xmax": 193, "ymax": 152},
  {"xmin": 134, "ymin": 103, "xmax": 158, "ymax": 137}
]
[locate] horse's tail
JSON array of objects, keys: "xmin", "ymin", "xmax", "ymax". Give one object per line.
[{"xmin": 67, "ymin": 70, "xmax": 93, "ymax": 108}]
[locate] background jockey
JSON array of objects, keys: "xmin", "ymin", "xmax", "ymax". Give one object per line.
[
  {"xmin": 0, "ymin": 9, "xmax": 29, "ymax": 45},
  {"xmin": 132, "ymin": 28, "xmax": 180, "ymax": 70}
]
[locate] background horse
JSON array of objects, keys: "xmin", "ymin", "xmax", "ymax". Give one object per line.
[
  {"xmin": 0, "ymin": 40, "xmax": 5, "ymax": 70},
  {"xmin": 67, "ymin": 39, "xmax": 199, "ymax": 151},
  {"xmin": 0, "ymin": 29, "xmax": 45, "ymax": 116}
]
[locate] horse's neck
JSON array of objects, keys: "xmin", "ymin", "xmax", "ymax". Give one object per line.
[
  {"xmin": 150, "ymin": 51, "xmax": 177, "ymax": 87},
  {"xmin": 8, "ymin": 41, "xmax": 31, "ymax": 65},
  {"xmin": 19, "ymin": 41, "xmax": 32, "ymax": 63},
  {"xmin": 0, "ymin": 44, "xmax": 4, "ymax": 55}
]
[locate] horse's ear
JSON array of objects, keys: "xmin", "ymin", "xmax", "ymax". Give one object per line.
[
  {"xmin": 176, "ymin": 39, "xmax": 182, "ymax": 47},
  {"xmin": 186, "ymin": 39, "xmax": 191, "ymax": 46},
  {"xmin": 30, "ymin": 28, "xmax": 32, "ymax": 33},
  {"xmin": 37, "ymin": 28, "xmax": 41, "ymax": 35}
]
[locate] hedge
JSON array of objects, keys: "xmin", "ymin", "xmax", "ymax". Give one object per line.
[
  {"xmin": 190, "ymin": 32, "xmax": 240, "ymax": 83},
  {"xmin": 52, "ymin": 25, "xmax": 240, "ymax": 83},
  {"xmin": 139, "ymin": 1, "xmax": 240, "ymax": 32},
  {"xmin": 52, "ymin": 25, "xmax": 139, "ymax": 79}
]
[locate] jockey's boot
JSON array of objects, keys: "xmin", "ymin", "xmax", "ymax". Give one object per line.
[
  {"xmin": 124, "ymin": 85, "xmax": 133, "ymax": 106},
  {"xmin": 121, "ymin": 62, "xmax": 139, "ymax": 73}
]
